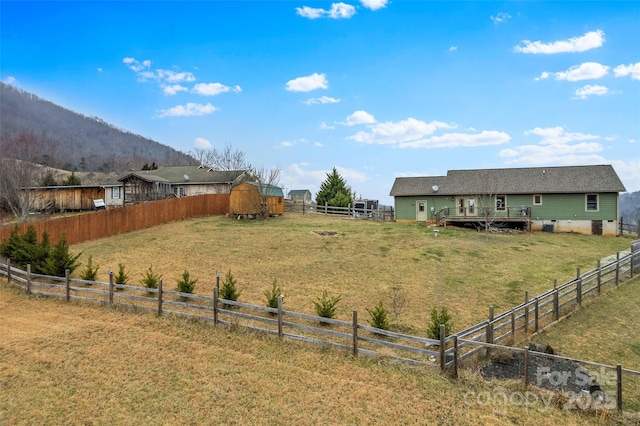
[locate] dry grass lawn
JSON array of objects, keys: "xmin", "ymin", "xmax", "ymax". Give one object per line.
[
  {"xmin": 2, "ymin": 283, "xmax": 634, "ymax": 425},
  {"xmin": 71, "ymin": 213, "xmax": 633, "ymax": 333}
]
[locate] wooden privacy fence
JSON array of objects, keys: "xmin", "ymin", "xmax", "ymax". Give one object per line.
[
  {"xmin": 0, "ymin": 194, "xmax": 229, "ymax": 245},
  {"xmin": 1, "ymin": 240, "xmax": 639, "ymax": 411}
]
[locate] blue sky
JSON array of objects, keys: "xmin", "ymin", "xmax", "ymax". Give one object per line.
[{"xmin": 2, "ymin": 1, "xmax": 639, "ymax": 205}]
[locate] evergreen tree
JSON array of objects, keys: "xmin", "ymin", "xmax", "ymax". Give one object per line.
[
  {"xmin": 315, "ymin": 167, "xmax": 353, "ymax": 207},
  {"xmin": 40, "ymin": 171, "xmax": 58, "ymax": 186},
  {"xmin": 61, "ymin": 172, "xmax": 81, "ymax": 186},
  {"xmin": 44, "ymin": 236, "xmax": 82, "ymax": 277}
]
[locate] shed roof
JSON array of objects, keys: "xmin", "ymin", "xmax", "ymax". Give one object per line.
[
  {"xmin": 232, "ymin": 181, "xmax": 285, "ymax": 197},
  {"xmin": 390, "ymin": 165, "xmax": 626, "ymax": 196},
  {"xmin": 288, "ymin": 189, "xmax": 311, "ymax": 196}
]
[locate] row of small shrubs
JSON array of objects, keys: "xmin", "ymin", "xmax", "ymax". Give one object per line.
[{"xmin": 1, "ymin": 227, "xmax": 454, "ymax": 336}]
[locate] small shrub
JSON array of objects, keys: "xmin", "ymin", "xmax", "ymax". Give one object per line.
[
  {"xmin": 176, "ymin": 270, "xmax": 197, "ymax": 298},
  {"xmin": 388, "ymin": 286, "xmax": 409, "ymax": 329},
  {"xmin": 80, "ymin": 255, "xmax": 100, "ymax": 282},
  {"xmin": 114, "ymin": 263, "xmax": 129, "ymax": 289},
  {"xmin": 313, "ymin": 290, "xmax": 342, "ymax": 320},
  {"xmin": 141, "ymin": 265, "xmax": 162, "ymax": 292},
  {"xmin": 426, "ymin": 307, "xmax": 454, "ymax": 340},
  {"xmin": 219, "ymin": 269, "xmax": 241, "ymax": 308},
  {"xmin": 43, "ymin": 236, "xmax": 81, "ymax": 277},
  {"xmin": 366, "ymin": 301, "xmax": 390, "ymax": 331},
  {"xmin": 264, "ymin": 278, "xmax": 282, "ymax": 310}
]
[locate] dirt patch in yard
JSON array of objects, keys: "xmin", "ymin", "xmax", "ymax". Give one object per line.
[{"xmin": 313, "ymin": 230, "xmax": 338, "ymax": 236}]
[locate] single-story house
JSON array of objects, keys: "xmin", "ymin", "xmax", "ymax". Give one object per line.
[
  {"xmin": 389, "ymin": 165, "xmax": 626, "ymax": 236},
  {"xmin": 230, "ymin": 182, "xmax": 285, "ymax": 217},
  {"xmin": 104, "ymin": 166, "xmax": 247, "ymax": 206},
  {"xmin": 288, "ymin": 189, "xmax": 312, "ymax": 204}
]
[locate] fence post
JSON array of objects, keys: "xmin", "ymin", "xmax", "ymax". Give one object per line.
[
  {"xmin": 352, "ymin": 311, "xmax": 358, "ymax": 357},
  {"xmin": 597, "ymin": 260, "xmax": 602, "ymax": 295},
  {"xmin": 157, "ymin": 279, "xmax": 163, "ymax": 316},
  {"xmin": 216, "ymin": 270, "xmax": 220, "ymax": 290},
  {"xmin": 440, "ymin": 324, "xmax": 446, "ymax": 372},
  {"xmin": 213, "ymin": 287, "xmax": 219, "ymax": 325},
  {"xmin": 577, "ymin": 278, "xmax": 582, "ymax": 308},
  {"xmin": 553, "ymin": 279, "xmax": 559, "ymax": 321},
  {"xmin": 524, "ymin": 292, "xmax": 529, "ymax": 334},
  {"xmin": 324, "ymin": 202, "xmax": 328, "ymax": 215},
  {"xmin": 615, "ymin": 252, "xmax": 620, "ymax": 286},
  {"xmin": 524, "ymin": 347, "xmax": 530, "ymax": 388},
  {"xmin": 277, "ymin": 295, "xmax": 284, "ymax": 338},
  {"xmin": 617, "ymin": 364, "xmax": 623, "ymax": 412},
  {"xmin": 534, "ymin": 298, "xmax": 539, "ymax": 332},
  {"xmin": 108, "ymin": 269, "xmax": 114, "ymax": 304},
  {"xmin": 65, "ymin": 269, "xmax": 70, "ymax": 302},
  {"xmin": 486, "ymin": 306, "xmax": 494, "ymax": 357},
  {"xmin": 26, "ymin": 264, "xmax": 32, "ymax": 295},
  {"xmin": 453, "ymin": 335, "xmax": 458, "ymax": 379},
  {"xmin": 6, "ymin": 259, "xmax": 10, "ymax": 283},
  {"xmin": 510, "ymin": 309, "xmax": 515, "ymax": 337},
  {"xmin": 631, "ymin": 251, "xmax": 635, "ymax": 279}
]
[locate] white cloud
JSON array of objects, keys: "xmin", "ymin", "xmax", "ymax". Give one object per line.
[
  {"xmin": 314, "ymin": 142, "xmax": 324, "ymax": 147},
  {"xmin": 320, "ymin": 122, "xmax": 335, "ymax": 130},
  {"xmin": 157, "ymin": 103, "xmax": 219, "ymax": 118},
  {"xmin": 514, "ymin": 30, "xmax": 605, "ymax": 54},
  {"xmin": 285, "ymin": 73, "xmax": 328, "ymax": 92},
  {"xmin": 525, "ymin": 127, "xmax": 600, "ymax": 145},
  {"xmin": 296, "ymin": 2, "xmax": 356, "ymax": 19},
  {"xmin": 630, "ymin": 139, "xmax": 637, "ymax": 144},
  {"xmin": 303, "ymin": 96, "xmax": 341, "ymax": 105},
  {"xmin": 614, "ymin": 62, "xmax": 640, "ymax": 80},
  {"xmin": 573, "ymin": 84, "xmax": 609, "ymax": 100},
  {"xmin": 4, "ymin": 76, "xmax": 16, "ymax": 84},
  {"xmin": 194, "ymin": 137, "xmax": 212, "ymax": 148},
  {"xmin": 162, "ymin": 84, "xmax": 188, "ymax": 95},
  {"xmin": 279, "ymin": 140, "xmax": 295, "ymax": 148},
  {"xmin": 397, "ymin": 131, "xmax": 511, "ymax": 149},
  {"xmin": 448, "ymin": 46, "xmax": 458, "ymax": 52},
  {"xmin": 155, "ymin": 69, "xmax": 196, "ymax": 83},
  {"xmin": 536, "ymin": 62, "xmax": 609, "ymax": 82},
  {"xmin": 97, "ymin": 68, "xmax": 103, "ymax": 73},
  {"xmin": 295, "ymin": 5, "xmax": 325, "ymax": 19},
  {"xmin": 500, "ymin": 126, "xmax": 608, "ymax": 166},
  {"xmin": 360, "ymin": 0, "xmax": 388, "ymax": 11},
  {"xmin": 192, "ymin": 82, "xmax": 242, "ymax": 96},
  {"xmin": 348, "ymin": 117, "xmax": 454, "ymax": 144},
  {"xmin": 344, "ymin": 110, "xmax": 376, "ymax": 126},
  {"xmin": 329, "ymin": 2, "xmax": 356, "ymax": 18},
  {"xmin": 123, "ymin": 57, "xmax": 151, "ymax": 72},
  {"xmin": 491, "ymin": 12, "xmax": 511, "ymax": 25}
]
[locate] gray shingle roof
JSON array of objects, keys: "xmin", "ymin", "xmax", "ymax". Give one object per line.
[
  {"xmin": 112, "ymin": 166, "xmax": 246, "ymax": 185},
  {"xmin": 390, "ymin": 165, "xmax": 626, "ymax": 196}
]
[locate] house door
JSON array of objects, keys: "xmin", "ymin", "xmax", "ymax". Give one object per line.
[
  {"xmin": 592, "ymin": 220, "xmax": 603, "ymax": 235},
  {"xmin": 416, "ymin": 200, "xmax": 428, "ymax": 222},
  {"xmin": 457, "ymin": 197, "xmax": 476, "ymax": 217}
]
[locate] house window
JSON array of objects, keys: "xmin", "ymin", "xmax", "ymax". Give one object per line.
[
  {"xmin": 174, "ymin": 186, "xmax": 185, "ymax": 197},
  {"xmin": 496, "ymin": 195, "xmax": 506, "ymax": 211},
  {"xmin": 468, "ymin": 198, "xmax": 475, "ymax": 214},
  {"xmin": 111, "ymin": 187, "xmax": 121, "ymax": 199},
  {"xmin": 418, "ymin": 202, "xmax": 425, "ymax": 212},
  {"xmin": 586, "ymin": 194, "xmax": 598, "ymax": 211},
  {"xmin": 533, "ymin": 194, "xmax": 542, "ymax": 205}
]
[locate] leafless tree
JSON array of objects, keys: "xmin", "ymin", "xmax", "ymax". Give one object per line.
[
  {"xmin": 476, "ymin": 171, "xmax": 499, "ymax": 235},
  {"xmin": 191, "ymin": 143, "xmax": 253, "ymax": 171},
  {"xmin": 388, "ymin": 286, "xmax": 409, "ymax": 330},
  {"xmin": 0, "ymin": 132, "xmax": 48, "ymax": 222}
]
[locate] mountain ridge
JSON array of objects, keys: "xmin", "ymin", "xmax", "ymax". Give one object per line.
[{"xmin": 0, "ymin": 82, "xmax": 193, "ymax": 173}]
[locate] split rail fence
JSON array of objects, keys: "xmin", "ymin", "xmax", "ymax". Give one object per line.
[{"xmin": 1, "ymin": 239, "xmax": 639, "ymax": 411}]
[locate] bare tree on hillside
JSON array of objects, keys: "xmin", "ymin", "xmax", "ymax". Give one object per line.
[{"xmin": 0, "ymin": 132, "xmax": 48, "ymax": 222}]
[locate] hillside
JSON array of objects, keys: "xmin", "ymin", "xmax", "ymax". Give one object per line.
[
  {"xmin": 621, "ymin": 191, "xmax": 640, "ymax": 224},
  {"xmin": 0, "ymin": 83, "xmax": 193, "ymax": 172}
]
